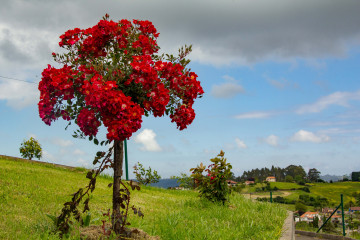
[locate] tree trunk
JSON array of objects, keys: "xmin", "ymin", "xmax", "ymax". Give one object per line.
[{"xmin": 112, "ymin": 140, "xmax": 124, "ymax": 234}]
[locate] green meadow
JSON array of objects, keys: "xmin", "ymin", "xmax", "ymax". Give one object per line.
[{"xmin": 0, "ymin": 156, "xmax": 287, "ymax": 240}]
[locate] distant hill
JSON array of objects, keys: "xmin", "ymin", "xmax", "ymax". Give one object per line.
[
  {"xmin": 320, "ymin": 174, "xmax": 343, "ymax": 182},
  {"xmin": 150, "ymin": 179, "xmax": 179, "ymax": 189}
]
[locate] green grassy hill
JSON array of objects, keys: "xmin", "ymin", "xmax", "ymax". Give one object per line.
[
  {"xmin": 241, "ymin": 181, "xmax": 360, "ymax": 210},
  {"xmin": 0, "ymin": 156, "xmax": 287, "ymax": 240}
]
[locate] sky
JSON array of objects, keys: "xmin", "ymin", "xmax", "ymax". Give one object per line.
[{"xmin": 1, "ymin": 0, "xmax": 360, "ymax": 179}]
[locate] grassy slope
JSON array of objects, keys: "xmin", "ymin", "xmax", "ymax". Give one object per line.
[
  {"xmin": 0, "ymin": 157, "xmax": 287, "ymax": 240},
  {"xmin": 241, "ymin": 181, "xmax": 360, "ymax": 211},
  {"xmin": 310, "ymin": 182, "xmax": 360, "ymax": 204}
]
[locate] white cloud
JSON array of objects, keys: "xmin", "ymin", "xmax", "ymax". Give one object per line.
[
  {"xmin": 264, "ymin": 135, "xmax": 279, "ymax": 147},
  {"xmin": 235, "ymin": 111, "xmax": 272, "ymax": 119},
  {"xmin": 211, "ymin": 75, "xmax": 244, "ymax": 98},
  {"xmin": 264, "ymin": 76, "xmax": 298, "ymax": 90},
  {"xmin": 134, "ymin": 129, "xmax": 162, "ymax": 152},
  {"xmin": 42, "ymin": 150, "xmax": 57, "ymax": 163},
  {"xmin": 0, "ymin": 79, "xmax": 39, "ymax": 109},
  {"xmin": 77, "ymin": 158, "xmax": 90, "ymax": 167},
  {"xmin": 73, "ymin": 149, "xmax": 86, "ymax": 156},
  {"xmin": 296, "ymin": 90, "xmax": 360, "ymax": 114},
  {"xmin": 51, "ymin": 138, "xmax": 73, "ymax": 147},
  {"xmin": 291, "ymin": 130, "xmax": 330, "ymax": 143},
  {"xmin": 235, "ymin": 138, "xmax": 247, "ymax": 149}
]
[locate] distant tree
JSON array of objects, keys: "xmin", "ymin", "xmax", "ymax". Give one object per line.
[
  {"xmin": 19, "ymin": 137, "xmax": 42, "ymax": 160},
  {"xmin": 351, "ymin": 172, "xmax": 360, "ymax": 182},
  {"xmin": 133, "ymin": 162, "xmax": 161, "ymax": 185},
  {"xmin": 285, "ymin": 175, "xmax": 294, "ymax": 182},
  {"xmin": 322, "ymin": 216, "xmax": 336, "ymax": 233},
  {"xmin": 295, "ymin": 201, "xmax": 307, "ymax": 216},
  {"xmin": 295, "ymin": 175, "xmax": 305, "ymax": 185},
  {"xmin": 308, "ymin": 168, "xmax": 321, "ymax": 182},
  {"xmin": 285, "ymin": 165, "xmax": 306, "ymax": 179},
  {"xmin": 312, "ymin": 216, "xmax": 319, "ymax": 228},
  {"xmin": 171, "ymin": 173, "xmax": 194, "ymax": 189},
  {"xmin": 228, "ymin": 171, "xmax": 236, "ymax": 181}
]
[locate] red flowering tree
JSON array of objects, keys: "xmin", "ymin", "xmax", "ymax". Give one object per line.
[{"xmin": 38, "ymin": 14, "xmax": 203, "ymax": 235}]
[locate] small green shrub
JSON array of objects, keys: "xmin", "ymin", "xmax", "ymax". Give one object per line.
[
  {"xmin": 190, "ymin": 150, "xmax": 232, "ymax": 204},
  {"xmin": 19, "ymin": 137, "xmax": 42, "ymax": 160},
  {"xmin": 133, "ymin": 162, "xmax": 161, "ymax": 185},
  {"xmin": 171, "ymin": 173, "xmax": 194, "ymax": 189}
]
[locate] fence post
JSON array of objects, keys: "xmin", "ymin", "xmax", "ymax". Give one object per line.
[
  {"xmin": 270, "ymin": 191, "xmax": 273, "ymax": 203},
  {"xmin": 124, "ymin": 139, "xmax": 129, "ymax": 181},
  {"xmin": 341, "ymin": 194, "xmax": 345, "ymax": 236}
]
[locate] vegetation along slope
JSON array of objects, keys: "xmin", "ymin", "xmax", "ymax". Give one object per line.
[{"xmin": 0, "ymin": 156, "xmax": 287, "ymax": 240}]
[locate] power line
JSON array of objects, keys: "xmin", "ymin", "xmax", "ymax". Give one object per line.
[{"xmin": 0, "ymin": 75, "xmax": 37, "ymax": 84}]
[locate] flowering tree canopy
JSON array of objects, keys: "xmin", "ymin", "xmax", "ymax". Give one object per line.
[{"xmin": 38, "ymin": 15, "xmax": 204, "ymax": 142}]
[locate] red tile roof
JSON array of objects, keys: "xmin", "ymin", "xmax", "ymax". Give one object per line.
[{"xmin": 300, "ymin": 212, "xmax": 319, "ymax": 218}]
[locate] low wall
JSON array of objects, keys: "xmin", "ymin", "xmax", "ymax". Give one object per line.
[{"xmin": 296, "ymin": 230, "xmax": 357, "ymax": 240}]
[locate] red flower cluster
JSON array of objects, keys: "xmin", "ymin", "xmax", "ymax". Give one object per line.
[
  {"xmin": 77, "ymin": 108, "xmax": 101, "ymax": 136},
  {"xmin": 39, "ymin": 17, "xmax": 203, "ymax": 142},
  {"xmin": 38, "ymin": 65, "xmax": 78, "ymax": 125},
  {"xmin": 170, "ymin": 105, "xmax": 196, "ymax": 131}
]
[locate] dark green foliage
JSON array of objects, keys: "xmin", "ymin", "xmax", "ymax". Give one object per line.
[
  {"xmin": 190, "ymin": 150, "xmax": 232, "ymax": 204},
  {"xmin": 352, "ymin": 172, "xmax": 360, "ymax": 182},
  {"xmin": 171, "ymin": 173, "xmax": 194, "ymax": 189},
  {"xmin": 256, "ymin": 196, "xmax": 295, "ymax": 205},
  {"xmin": 232, "ymin": 183, "xmax": 245, "ymax": 193},
  {"xmin": 295, "ymin": 201, "xmax": 307, "ymax": 215},
  {"xmin": 285, "ymin": 175, "xmax": 294, "ymax": 182},
  {"xmin": 312, "ymin": 216, "xmax": 319, "ymax": 228},
  {"xmin": 133, "ymin": 162, "xmax": 161, "ymax": 185},
  {"xmin": 19, "ymin": 137, "xmax": 42, "ymax": 160},
  {"xmin": 298, "ymin": 194, "xmax": 329, "ymax": 209},
  {"xmin": 321, "ymin": 216, "xmax": 336, "ymax": 233},
  {"xmin": 286, "ymin": 165, "xmax": 306, "ymax": 180},
  {"xmin": 239, "ymin": 165, "xmax": 285, "ymax": 182},
  {"xmin": 308, "ymin": 168, "xmax": 321, "ymax": 182}
]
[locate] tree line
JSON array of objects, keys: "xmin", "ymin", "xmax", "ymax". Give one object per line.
[{"xmin": 234, "ymin": 165, "xmax": 321, "ymax": 183}]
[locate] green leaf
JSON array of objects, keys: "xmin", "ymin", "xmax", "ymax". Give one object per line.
[
  {"xmin": 94, "ymin": 138, "xmax": 99, "ymax": 145},
  {"xmin": 45, "ymin": 213, "xmax": 57, "ymax": 224}
]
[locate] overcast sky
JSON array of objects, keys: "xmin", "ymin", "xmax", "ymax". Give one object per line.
[{"xmin": 1, "ymin": 0, "xmax": 360, "ymax": 178}]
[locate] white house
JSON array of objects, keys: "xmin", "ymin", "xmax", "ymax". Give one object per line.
[
  {"xmin": 299, "ymin": 212, "xmax": 321, "ymax": 223},
  {"xmin": 266, "ymin": 176, "xmax": 276, "ymax": 182}
]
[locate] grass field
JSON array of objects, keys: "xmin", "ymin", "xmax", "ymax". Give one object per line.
[
  {"xmin": 310, "ymin": 182, "xmax": 360, "ymax": 204},
  {"xmin": 0, "ymin": 156, "xmax": 288, "ymax": 240},
  {"xmin": 240, "ymin": 180, "xmax": 360, "ymax": 213}
]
